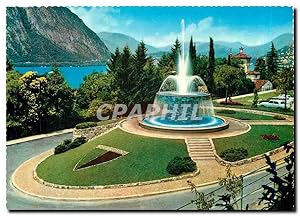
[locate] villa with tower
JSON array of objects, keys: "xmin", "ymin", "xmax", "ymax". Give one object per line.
[{"xmin": 230, "ymin": 47, "xmax": 273, "ymax": 92}]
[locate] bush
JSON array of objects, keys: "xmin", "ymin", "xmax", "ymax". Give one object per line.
[
  {"xmin": 70, "ymin": 137, "xmax": 87, "ymax": 149},
  {"xmin": 54, "ymin": 137, "xmax": 87, "ymax": 154},
  {"xmin": 261, "ymin": 134, "xmax": 280, "ymax": 141},
  {"xmin": 216, "ymin": 110, "xmax": 236, "ymax": 114},
  {"xmin": 220, "ymin": 148, "xmax": 248, "ymax": 162},
  {"xmin": 273, "ymin": 115, "xmax": 286, "ymax": 120},
  {"xmin": 220, "ymin": 101, "xmax": 243, "ymax": 106},
  {"xmin": 75, "ymin": 122, "xmax": 97, "ymax": 129},
  {"xmin": 166, "ymin": 156, "xmax": 196, "ymax": 175}
]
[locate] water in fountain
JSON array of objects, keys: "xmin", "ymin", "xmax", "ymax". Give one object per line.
[{"xmin": 142, "ymin": 19, "xmax": 226, "ymax": 130}]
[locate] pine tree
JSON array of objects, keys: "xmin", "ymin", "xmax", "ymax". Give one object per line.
[
  {"xmin": 171, "ymin": 38, "xmax": 181, "ymax": 64},
  {"xmin": 254, "ymin": 57, "xmax": 267, "ymax": 79},
  {"xmin": 131, "ymin": 41, "xmax": 149, "ymax": 103},
  {"xmin": 207, "ymin": 37, "xmax": 215, "ymax": 93},
  {"xmin": 189, "ymin": 37, "xmax": 197, "ymax": 73},
  {"xmin": 107, "ymin": 47, "xmax": 121, "ymax": 75},
  {"xmin": 266, "ymin": 42, "xmax": 278, "ymax": 82},
  {"xmin": 119, "ymin": 46, "xmax": 133, "ymax": 104}
]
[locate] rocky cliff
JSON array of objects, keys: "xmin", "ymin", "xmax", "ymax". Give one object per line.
[{"xmin": 6, "ymin": 7, "xmax": 110, "ymax": 65}]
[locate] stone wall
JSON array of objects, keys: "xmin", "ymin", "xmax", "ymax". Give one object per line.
[{"xmin": 73, "ymin": 122, "xmax": 119, "ymax": 140}]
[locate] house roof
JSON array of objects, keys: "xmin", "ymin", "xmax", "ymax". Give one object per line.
[
  {"xmin": 246, "ymin": 70, "xmax": 260, "ymax": 75},
  {"xmin": 232, "ymin": 47, "xmax": 251, "ymax": 59},
  {"xmin": 254, "ymin": 79, "xmax": 270, "ymax": 90},
  {"xmin": 234, "ymin": 52, "xmax": 251, "ymax": 59}
]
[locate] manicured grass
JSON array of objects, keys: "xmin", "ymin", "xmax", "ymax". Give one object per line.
[
  {"xmin": 234, "ymin": 91, "xmax": 280, "ymax": 106},
  {"xmin": 216, "ymin": 110, "xmax": 274, "ymax": 120},
  {"xmin": 97, "ymin": 119, "xmax": 119, "ymax": 126},
  {"xmin": 76, "ymin": 148, "xmax": 107, "ymax": 168},
  {"xmin": 213, "ymin": 125, "xmax": 294, "ymax": 159},
  {"xmin": 213, "ymin": 91, "xmax": 294, "ymax": 116},
  {"xmin": 36, "ymin": 129, "xmax": 188, "ymax": 186}
]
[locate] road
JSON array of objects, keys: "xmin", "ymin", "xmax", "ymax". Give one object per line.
[{"xmin": 6, "ymin": 133, "xmax": 286, "ymax": 210}]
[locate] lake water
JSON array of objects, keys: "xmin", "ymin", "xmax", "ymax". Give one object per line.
[{"xmin": 14, "ymin": 65, "xmax": 107, "ymax": 89}]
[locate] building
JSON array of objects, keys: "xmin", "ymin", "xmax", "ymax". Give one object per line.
[
  {"xmin": 246, "ymin": 70, "xmax": 260, "ymax": 80},
  {"xmin": 254, "ymin": 80, "xmax": 273, "ymax": 92},
  {"xmin": 232, "ymin": 47, "xmax": 251, "ymax": 73},
  {"xmin": 230, "ymin": 47, "xmax": 273, "ymax": 92}
]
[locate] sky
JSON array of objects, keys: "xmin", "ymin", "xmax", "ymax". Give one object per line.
[{"xmin": 69, "ymin": 7, "xmax": 293, "ymax": 47}]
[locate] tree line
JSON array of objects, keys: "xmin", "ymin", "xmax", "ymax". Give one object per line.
[{"xmin": 6, "ymin": 37, "xmax": 293, "ymax": 139}]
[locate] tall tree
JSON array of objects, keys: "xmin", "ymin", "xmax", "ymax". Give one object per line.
[
  {"xmin": 171, "ymin": 38, "xmax": 181, "ymax": 64},
  {"xmin": 266, "ymin": 42, "xmax": 278, "ymax": 82},
  {"xmin": 207, "ymin": 37, "xmax": 215, "ymax": 93},
  {"xmin": 275, "ymin": 67, "xmax": 294, "ymax": 110},
  {"xmin": 214, "ymin": 65, "xmax": 244, "ymax": 103},
  {"xmin": 189, "ymin": 37, "xmax": 197, "ymax": 73},
  {"xmin": 254, "ymin": 57, "xmax": 267, "ymax": 79}
]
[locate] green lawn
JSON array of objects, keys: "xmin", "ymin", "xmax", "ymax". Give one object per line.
[
  {"xmin": 234, "ymin": 91, "xmax": 280, "ymax": 106},
  {"xmin": 216, "ymin": 110, "xmax": 275, "ymax": 120},
  {"xmin": 213, "ymin": 125, "xmax": 294, "ymax": 159},
  {"xmin": 36, "ymin": 129, "xmax": 188, "ymax": 186},
  {"xmin": 213, "ymin": 90, "xmax": 294, "ymax": 116}
]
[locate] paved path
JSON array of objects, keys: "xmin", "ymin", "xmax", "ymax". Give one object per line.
[
  {"xmin": 120, "ymin": 117, "xmax": 250, "ymax": 139},
  {"xmin": 11, "ymin": 127, "xmax": 289, "ymax": 201}
]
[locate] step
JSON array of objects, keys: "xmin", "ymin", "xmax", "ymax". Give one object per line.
[
  {"xmin": 187, "ymin": 138, "xmax": 209, "ymax": 141},
  {"xmin": 190, "ymin": 150, "xmax": 214, "ymax": 153},
  {"xmin": 188, "ymin": 145, "xmax": 211, "ymax": 148},
  {"xmin": 190, "ymin": 154, "xmax": 215, "ymax": 157},
  {"xmin": 187, "ymin": 140, "xmax": 209, "ymax": 143},
  {"xmin": 193, "ymin": 157, "xmax": 215, "ymax": 160}
]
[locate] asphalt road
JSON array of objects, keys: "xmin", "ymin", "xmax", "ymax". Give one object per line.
[{"xmin": 6, "ymin": 133, "xmax": 287, "ymax": 210}]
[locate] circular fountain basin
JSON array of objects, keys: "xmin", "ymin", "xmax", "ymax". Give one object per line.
[{"xmin": 140, "ymin": 115, "xmax": 229, "ymax": 132}]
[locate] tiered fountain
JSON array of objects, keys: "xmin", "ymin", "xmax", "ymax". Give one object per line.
[{"xmin": 140, "ymin": 19, "xmax": 228, "ymax": 132}]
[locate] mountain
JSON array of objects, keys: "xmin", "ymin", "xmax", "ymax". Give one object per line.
[
  {"xmin": 155, "ymin": 33, "xmax": 293, "ymax": 59},
  {"xmin": 98, "ymin": 32, "xmax": 160, "ymax": 54},
  {"xmin": 6, "ymin": 7, "xmax": 110, "ymax": 65}
]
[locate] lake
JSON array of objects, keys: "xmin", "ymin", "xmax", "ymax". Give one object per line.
[{"xmin": 14, "ymin": 65, "xmax": 107, "ymax": 89}]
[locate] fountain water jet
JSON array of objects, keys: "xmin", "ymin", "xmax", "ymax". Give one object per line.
[{"xmin": 140, "ymin": 19, "xmax": 228, "ymax": 132}]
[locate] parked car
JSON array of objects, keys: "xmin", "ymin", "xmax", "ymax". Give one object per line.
[
  {"xmin": 274, "ymin": 94, "xmax": 294, "ymax": 103},
  {"xmin": 258, "ymin": 99, "xmax": 291, "ymax": 109}
]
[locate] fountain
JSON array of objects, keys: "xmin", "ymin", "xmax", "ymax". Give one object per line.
[{"xmin": 140, "ymin": 19, "xmax": 228, "ymax": 132}]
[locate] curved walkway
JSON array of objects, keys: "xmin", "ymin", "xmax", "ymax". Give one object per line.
[
  {"xmin": 12, "ymin": 134, "xmax": 290, "ymax": 201},
  {"xmin": 11, "ymin": 108, "xmax": 294, "ymax": 201},
  {"xmin": 119, "ymin": 117, "xmax": 250, "ymax": 139}
]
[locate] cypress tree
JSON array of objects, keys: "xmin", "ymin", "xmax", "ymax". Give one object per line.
[
  {"xmin": 189, "ymin": 36, "xmax": 197, "ymax": 73},
  {"xmin": 207, "ymin": 37, "xmax": 215, "ymax": 93},
  {"xmin": 266, "ymin": 42, "xmax": 278, "ymax": 82},
  {"xmin": 254, "ymin": 57, "xmax": 267, "ymax": 79}
]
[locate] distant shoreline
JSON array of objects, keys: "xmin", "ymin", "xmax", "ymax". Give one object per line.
[{"xmin": 13, "ymin": 62, "xmax": 107, "ymax": 67}]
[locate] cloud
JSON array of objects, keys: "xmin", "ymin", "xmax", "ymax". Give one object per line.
[
  {"xmin": 143, "ymin": 16, "xmax": 292, "ymax": 47},
  {"xmin": 69, "ymin": 7, "xmax": 132, "ymax": 33}
]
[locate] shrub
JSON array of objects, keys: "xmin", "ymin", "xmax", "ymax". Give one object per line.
[
  {"xmin": 261, "ymin": 134, "xmax": 280, "ymax": 141},
  {"xmin": 216, "ymin": 110, "xmax": 236, "ymax": 114},
  {"xmin": 70, "ymin": 137, "xmax": 87, "ymax": 149},
  {"xmin": 75, "ymin": 122, "xmax": 97, "ymax": 129},
  {"xmin": 54, "ymin": 144, "xmax": 68, "ymax": 154},
  {"xmin": 54, "ymin": 137, "xmax": 87, "ymax": 154},
  {"xmin": 166, "ymin": 156, "xmax": 196, "ymax": 175},
  {"xmin": 219, "ymin": 101, "xmax": 243, "ymax": 106},
  {"xmin": 220, "ymin": 148, "xmax": 248, "ymax": 162},
  {"xmin": 273, "ymin": 115, "xmax": 286, "ymax": 120}
]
